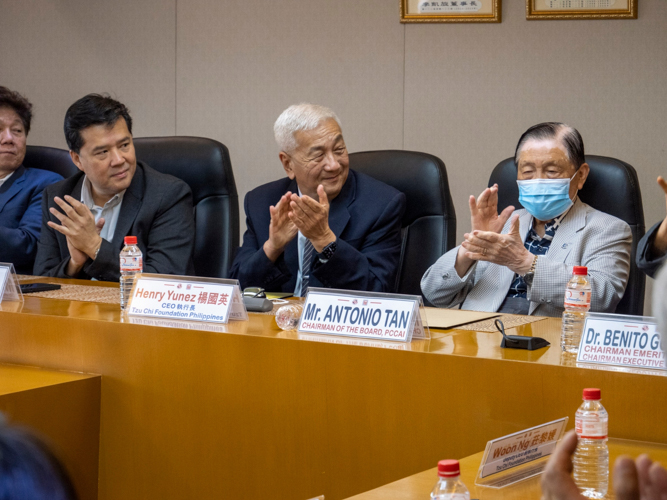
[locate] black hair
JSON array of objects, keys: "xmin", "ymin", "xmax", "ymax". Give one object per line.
[
  {"xmin": 64, "ymin": 94, "xmax": 132, "ymax": 153},
  {"xmin": 514, "ymin": 122, "xmax": 585, "ymax": 170},
  {"xmin": 0, "ymin": 418, "xmax": 78, "ymax": 500},
  {"xmin": 0, "ymin": 86, "xmax": 33, "ymax": 134}
]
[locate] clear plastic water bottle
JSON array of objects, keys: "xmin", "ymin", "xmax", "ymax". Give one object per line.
[
  {"xmin": 120, "ymin": 236, "xmax": 143, "ymax": 310},
  {"xmin": 275, "ymin": 304, "xmax": 303, "ymax": 330},
  {"xmin": 573, "ymin": 388, "xmax": 609, "ymax": 499},
  {"xmin": 561, "ymin": 266, "xmax": 592, "ymax": 352},
  {"xmin": 430, "ymin": 460, "xmax": 470, "ymax": 500}
]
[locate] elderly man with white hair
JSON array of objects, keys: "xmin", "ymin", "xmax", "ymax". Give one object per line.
[{"xmin": 229, "ymin": 103, "xmax": 406, "ymax": 295}]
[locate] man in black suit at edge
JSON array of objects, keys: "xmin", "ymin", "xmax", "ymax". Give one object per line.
[
  {"xmin": 34, "ymin": 94, "xmax": 195, "ymax": 280},
  {"xmin": 636, "ymin": 176, "xmax": 667, "ymax": 278}
]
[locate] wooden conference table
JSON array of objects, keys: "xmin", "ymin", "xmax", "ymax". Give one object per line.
[
  {"xmin": 0, "ymin": 277, "xmax": 665, "ymax": 500},
  {"xmin": 346, "ymin": 438, "xmax": 667, "ymax": 500}
]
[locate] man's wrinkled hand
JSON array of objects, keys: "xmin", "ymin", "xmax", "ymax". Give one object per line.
[
  {"xmin": 541, "ymin": 431, "xmax": 587, "ymax": 500},
  {"xmin": 48, "ymin": 196, "xmax": 103, "ymax": 259},
  {"xmin": 461, "ymin": 215, "xmax": 534, "ymax": 276},
  {"xmin": 64, "ymin": 217, "xmax": 105, "ymax": 277},
  {"xmin": 470, "ymin": 184, "xmax": 515, "ymax": 234},
  {"xmin": 614, "ymin": 453, "xmax": 667, "ymax": 500},
  {"xmin": 263, "ymin": 192, "xmax": 298, "ymax": 262},
  {"xmin": 541, "ymin": 430, "xmax": 667, "ymax": 500},
  {"xmin": 289, "ymin": 185, "xmax": 335, "ymax": 252}
]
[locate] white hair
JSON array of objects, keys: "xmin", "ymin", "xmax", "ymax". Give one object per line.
[
  {"xmin": 653, "ymin": 265, "xmax": 667, "ymax": 349},
  {"xmin": 273, "ymin": 103, "xmax": 342, "ymax": 153}
]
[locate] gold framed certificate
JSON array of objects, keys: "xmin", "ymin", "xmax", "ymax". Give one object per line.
[
  {"xmin": 527, "ymin": 0, "xmax": 637, "ymax": 19},
  {"xmin": 400, "ymin": 0, "xmax": 501, "ymax": 23}
]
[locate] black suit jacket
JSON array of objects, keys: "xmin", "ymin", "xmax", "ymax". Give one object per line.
[
  {"xmin": 229, "ymin": 169, "xmax": 406, "ymax": 293},
  {"xmin": 34, "ymin": 161, "xmax": 195, "ymax": 281},
  {"xmin": 637, "ymin": 222, "xmax": 667, "ymax": 279}
]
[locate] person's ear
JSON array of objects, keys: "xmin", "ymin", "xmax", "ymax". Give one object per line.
[
  {"xmin": 279, "ymin": 152, "xmax": 295, "ymax": 180},
  {"xmin": 576, "ymin": 163, "xmax": 590, "ymax": 190},
  {"xmin": 69, "ymin": 150, "xmax": 85, "ymax": 173}
]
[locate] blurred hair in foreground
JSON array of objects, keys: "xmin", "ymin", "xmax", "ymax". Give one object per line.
[{"xmin": 0, "ymin": 413, "xmax": 78, "ymax": 500}]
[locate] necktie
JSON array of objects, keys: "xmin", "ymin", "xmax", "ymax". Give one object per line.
[{"xmin": 300, "ymin": 239, "xmax": 316, "ymax": 297}]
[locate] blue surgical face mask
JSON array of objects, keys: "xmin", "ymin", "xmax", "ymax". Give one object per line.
[{"xmin": 517, "ymin": 172, "xmax": 578, "ymax": 222}]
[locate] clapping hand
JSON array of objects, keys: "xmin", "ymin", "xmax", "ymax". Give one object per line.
[
  {"xmin": 288, "ymin": 185, "xmax": 335, "ymax": 253},
  {"xmin": 47, "ymin": 195, "xmax": 104, "ymax": 276},
  {"xmin": 454, "ymin": 187, "xmax": 519, "ymax": 277},
  {"xmin": 263, "ymin": 192, "xmax": 299, "ymax": 262},
  {"xmin": 470, "ymin": 184, "xmax": 515, "ymax": 234},
  {"xmin": 461, "ymin": 215, "xmax": 534, "ymax": 276}
]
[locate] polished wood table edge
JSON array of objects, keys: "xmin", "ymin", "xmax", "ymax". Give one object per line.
[
  {"xmin": 4, "ymin": 284, "xmax": 666, "ymax": 377},
  {"xmin": 344, "ymin": 438, "xmax": 667, "ymax": 499},
  {"xmin": 0, "ymin": 362, "xmax": 101, "ymax": 395}
]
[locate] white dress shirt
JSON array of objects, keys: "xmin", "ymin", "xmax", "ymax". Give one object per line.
[
  {"xmin": 293, "ymin": 187, "xmax": 308, "ymax": 296},
  {"xmin": 80, "ymin": 176, "xmax": 125, "ymax": 242},
  {"xmin": 0, "ymin": 170, "xmax": 15, "ymax": 189}
]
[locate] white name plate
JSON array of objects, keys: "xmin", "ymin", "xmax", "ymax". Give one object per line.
[
  {"xmin": 126, "ymin": 273, "xmax": 247, "ymax": 324},
  {"xmin": 577, "ymin": 312, "xmax": 666, "ymax": 371},
  {"xmin": 298, "ymin": 288, "xmax": 428, "ymax": 342},
  {"xmin": 0, "ymin": 266, "xmax": 8, "ymax": 300},
  {"xmin": 0, "ymin": 262, "xmax": 22, "ymax": 302},
  {"xmin": 475, "ymin": 417, "xmax": 568, "ymax": 489}
]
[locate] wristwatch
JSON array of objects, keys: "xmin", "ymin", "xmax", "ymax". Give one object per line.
[
  {"xmin": 522, "ymin": 255, "xmax": 539, "ymax": 286},
  {"xmin": 318, "ymin": 240, "xmax": 337, "ymax": 264}
]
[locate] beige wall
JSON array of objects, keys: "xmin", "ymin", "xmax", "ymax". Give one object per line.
[{"xmin": 2, "ymin": 0, "xmax": 665, "ymax": 310}]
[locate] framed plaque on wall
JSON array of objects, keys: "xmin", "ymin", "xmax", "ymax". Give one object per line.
[
  {"xmin": 527, "ymin": 0, "xmax": 637, "ymax": 20},
  {"xmin": 401, "ymin": 0, "xmax": 501, "ymax": 23}
]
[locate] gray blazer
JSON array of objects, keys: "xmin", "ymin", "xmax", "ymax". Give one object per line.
[
  {"xmin": 421, "ymin": 198, "xmax": 632, "ymax": 317},
  {"xmin": 34, "ymin": 161, "xmax": 195, "ymax": 281}
]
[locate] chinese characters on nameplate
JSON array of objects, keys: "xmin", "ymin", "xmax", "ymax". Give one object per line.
[
  {"xmin": 126, "ymin": 274, "xmax": 247, "ymax": 324},
  {"xmin": 475, "ymin": 418, "xmax": 569, "ymax": 488},
  {"xmin": 419, "ymin": 0, "xmax": 482, "ymax": 13},
  {"xmin": 540, "ymin": 0, "xmax": 616, "ymax": 8}
]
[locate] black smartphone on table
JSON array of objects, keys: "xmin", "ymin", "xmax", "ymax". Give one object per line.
[{"xmin": 20, "ymin": 283, "xmax": 62, "ymax": 294}]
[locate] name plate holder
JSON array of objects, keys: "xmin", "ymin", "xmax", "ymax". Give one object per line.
[
  {"xmin": 126, "ymin": 273, "xmax": 247, "ymax": 324},
  {"xmin": 475, "ymin": 417, "xmax": 569, "ymax": 489},
  {"xmin": 298, "ymin": 287, "xmax": 430, "ymax": 342},
  {"xmin": 576, "ymin": 312, "xmax": 666, "ymax": 372},
  {"xmin": 0, "ymin": 262, "xmax": 23, "ymax": 303}
]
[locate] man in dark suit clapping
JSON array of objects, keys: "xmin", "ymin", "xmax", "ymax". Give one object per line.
[
  {"xmin": 34, "ymin": 94, "xmax": 195, "ymax": 281},
  {"xmin": 230, "ymin": 103, "xmax": 406, "ymax": 295}
]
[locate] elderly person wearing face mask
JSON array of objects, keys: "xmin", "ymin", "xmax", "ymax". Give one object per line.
[{"xmin": 421, "ymin": 122, "xmax": 632, "ymax": 317}]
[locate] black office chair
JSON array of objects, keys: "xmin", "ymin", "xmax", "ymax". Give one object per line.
[
  {"xmin": 23, "ymin": 145, "xmax": 79, "ymax": 178},
  {"xmin": 488, "ymin": 155, "xmax": 645, "ymax": 315},
  {"xmin": 134, "ymin": 137, "xmax": 239, "ymax": 279},
  {"xmin": 349, "ymin": 150, "xmax": 456, "ymax": 297}
]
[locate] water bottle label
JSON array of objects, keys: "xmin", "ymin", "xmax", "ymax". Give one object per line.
[
  {"xmin": 120, "ymin": 256, "xmax": 143, "ymax": 272},
  {"xmin": 575, "ymin": 414, "xmax": 608, "ymax": 439},
  {"xmin": 564, "ymin": 290, "xmax": 591, "ymax": 308}
]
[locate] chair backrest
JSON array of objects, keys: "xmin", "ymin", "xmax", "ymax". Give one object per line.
[
  {"xmin": 23, "ymin": 145, "xmax": 79, "ymax": 178},
  {"xmin": 133, "ymin": 137, "xmax": 239, "ymax": 279},
  {"xmin": 488, "ymin": 155, "xmax": 645, "ymax": 315},
  {"xmin": 349, "ymin": 150, "xmax": 456, "ymax": 297}
]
